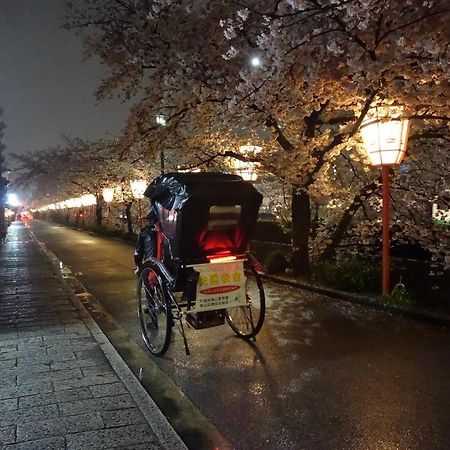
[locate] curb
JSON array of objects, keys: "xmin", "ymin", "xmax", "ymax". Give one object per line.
[
  {"xmin": 261, "ymin": 273, "xmax": 450, "ymax": 329},
  {"xmin": 30, "ymin": 231, "xmax": 188, "ymax": 450}
]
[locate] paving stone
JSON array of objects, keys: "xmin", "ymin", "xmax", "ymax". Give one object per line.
[
  {"xmin": 19, "ymin": 387, "xmax": 93, "ymax": 408},
  {"xmin": 81, "ymin": 365, "xmax": 113, "ymax": 377},
  {"xmin": 0, "ymin": 343, "xmax": 18, "ymax": 352},
  {"xmin": 101, "ymin": 408, "xmax": 147, "ymax": 428},
  {"xmin": 43, "ymin": 332, "xmax": 91, "ymax": 341},
  {"xmin": 17, "ymin": 368, "xmax": 83, "ymax": 385},
  {"xmin": 0, "ymin": 397, "xmax": 18, "ymax": 411},
  {"xmin": 3, "ymin": 435, "xmax": 65, "ymax": 450},
  {"xmin": 74, "ymin": 348, "xmax": 105, "ymax": 359},
  {"xmin": 16, "ymin": 412, "xmax": 104, "ymax": 442},
  {"xmin": 59, "ymin": 393, "xmax": 135, "ymax": 416},
  {"xmin": 66, "ymin": 424, "xmax": 157, "ymax": 450},
  {"xmin": 0, "ymin": 336, "xmax": 44, "ymax": 346},
  {"xmin": 0, "ymin": 349, "xmax": 48, "ymax": 361},
  {"xmin": 21, "ymin": 340, "xmax": 72, "ymax": 351},
  {"xmin": 17, "ymin": 353, "xmax": 75, "ymax": 367},
  {"xmin": 53, "ymin": 373, "xmax": 120, "ymax": 391},
  {"xmin": 89, "ymin": 382, "xmax": 128, "ymax": 398},
  {"xmin": 46, "ymin": 342, "xmax": 98, "ymax": 354},
  {"xmin": 2, "ymin": 404, "xmax": 60, "ymax": 426},
  {"xmin": 3, "ymin": 363, "xmax": 50, "ymax": 376},
  {"xmin": 0, "ymin": 375, "xmax": 17, "ymax": 389},
  {"xmin": 0, "ymin": 382, "xmax": 53, "ymax": 400},
  {"xmin": 0, "ymin": 359, "xmax": 17, "ymax": 370},
  {"xmin": 0, "ymin": 425, "xmax": 16, "ymax": 445},
  {"xmin": 0, "ymin": 227, "xmax": 170, "ymax": 449},
  {"xmin": 50, "ymin": 357, "xmax": 107, "ymax": 371}
]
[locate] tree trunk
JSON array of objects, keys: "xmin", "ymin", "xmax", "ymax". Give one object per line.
[
  {"xmin": 95, "ymin": 202, "xmax": 103, "ymax": 226},
  {"xmin": 125, "ymin": 202, "xmax": 134, "ymax": 236},
  {"xmin": 319, "ymin": 180, "xmax": 378, "ymax": 261},
  {"xmin": 291, "ymin": 185, "xmax": 311, "ymax": 276}
]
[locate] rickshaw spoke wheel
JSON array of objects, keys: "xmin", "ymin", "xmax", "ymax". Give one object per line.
[
  {"xmin": 137, "ymin": 264, "xmax": 172, "ymax": 356},
  {"xmin": 225, "ymin": 264, "xmax": 265, "ymax": 339}
]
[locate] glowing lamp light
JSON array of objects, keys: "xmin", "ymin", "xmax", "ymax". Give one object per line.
[
  {"xmin": 130, "ymin": 179, "xmax": 147, "ymax": 199},
  {"xmin": 7, "ymin": 193, "xmax": 20, "ymax": 207},
  {"xmin": 81, "ymin": 194, "xmax": 97, "ymax": 206},
  {"xmin": 234, "ymin": 145, "xmax": 262, "ymax": 181},
  {"xmin": 359, "ymin": 104, "xmax": 411, "ymax": 296},
  {"xmin": 360, "ymin": 106, "xmax": 410, "ymax": 166},
  {"xmin": 250, "ymin": 56, "xmax": 262, "ymax": 67},
  {"xmin": 156, "ymin": 114, "xmax": 167, "ymax": 126},
  {"xmin": 102, "ymin": 188, "xmax": 115, "ymax": 203}
]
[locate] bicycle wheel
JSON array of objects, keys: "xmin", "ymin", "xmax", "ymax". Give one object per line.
[
  {"xmin": 137, "ymin": 263, "xmax": 172, "ymax": 356},
  {"xmin": 225, "ymin": 264, "xmax": 265, "ymax": 339}
]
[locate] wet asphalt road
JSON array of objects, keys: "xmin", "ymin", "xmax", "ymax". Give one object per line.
[{"xmin": 29, "ymin": 220, "xmax": 450, "ymax": 450}]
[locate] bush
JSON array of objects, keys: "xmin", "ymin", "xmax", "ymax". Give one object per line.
[
  {"xmin": 88, "ymin": 225, "xmax": 136, "ymax": 241},
  {"xmin": 384, "ymin": 282, "xmax": 413, "ymax": 308},
  {"xmin": 312, "ymin": 259, "xmax": 380, "ymax": 294},
  {"xmin": 253, "ymin": 220, "xmax": 291, "ymax": 244},
  {"xmin": 265, "ymin": 251, "xmax": 288, "ymax": 274}
]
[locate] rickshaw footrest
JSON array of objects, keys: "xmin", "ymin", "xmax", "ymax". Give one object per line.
[{"xmin": 186, "ymin": 310, "xmax": 225, "ymax": 329}]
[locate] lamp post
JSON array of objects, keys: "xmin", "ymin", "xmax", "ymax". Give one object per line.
[
  {"xmin": 156, "ymin": 114, "xmax": 167, "ymax": 174},
  {"xmin": 360, "ymin": 105, "xmax": 411, "ymax": 295},
  {"xmin": 130, "ymin": 179, "xmax": 147, "ymax": 229},
  {"xmin": 102, "ymin": 187, "xmax": 115, "ymax": 223},
  {"xmin": 234, "ymin": 145, "xmax": 262, "ymax": 181}
]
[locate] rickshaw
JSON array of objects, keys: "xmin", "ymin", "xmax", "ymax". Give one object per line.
[{"xmin": 136, "ymin": 172, "xmax": 266, "ymax": 356}]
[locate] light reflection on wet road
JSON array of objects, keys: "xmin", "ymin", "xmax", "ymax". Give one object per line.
[{"xmin": 31, "ymin": 220, "xmax": 450, "ymax": 450}]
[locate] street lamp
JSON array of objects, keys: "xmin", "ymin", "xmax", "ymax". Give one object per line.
[
  {"xmin": 156, "ymin": 114, "xmax": 167, "ymax": 174},
  {"xmin": 102, "ymin": 187, "xmax": 115, "ymax": 222},
  {"xmin": 130, "ymin": 179, "xmax": 147, "ymax": 228},
  {"xmin": 234, "ymin": 145, "xmax": 262, "ymax": 181},
  {"xmin": 360, "ymin": 105, "xmax": 411, "ymax": 295},
  {"xmin": 102, "ymin": 188, "xmax": 115, "ymax": 204}
]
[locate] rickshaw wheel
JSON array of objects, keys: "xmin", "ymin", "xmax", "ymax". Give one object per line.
[
  {"xmin": 137, "ymin": 263, "xmax": 172, "ymax": 356},
  {"xmin": 225, "ymin": 264, "xmax": 265, "ymax": 339}
]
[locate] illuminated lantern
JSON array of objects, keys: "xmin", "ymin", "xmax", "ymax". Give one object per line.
[
  {"xmin": 130, "ymin": 180, "xmax": 147, "ymax": 199},
  {"xmin": 102, "ymin": 188, "xmax": 115, "ymax": 203},
  {"xmin": 360, "ymin": 105, "xmax": 411, "ymax": 295}
]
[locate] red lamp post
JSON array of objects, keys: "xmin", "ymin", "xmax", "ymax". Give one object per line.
[{"xmin": 360, "ymin": 106, "xmax": 411, "ymax": 296}]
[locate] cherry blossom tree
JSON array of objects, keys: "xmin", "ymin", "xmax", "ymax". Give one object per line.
[
  {"xmin": 67, "ymin": 0, "xmax": 450, "ymax": 275},
  {"xmin": 12, "ymin": 137, "xmax": 155, "ymax": 228}
]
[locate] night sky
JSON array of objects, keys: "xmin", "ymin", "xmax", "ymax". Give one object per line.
[{"xmin": 0, "ymin": 0, "xmax": 131, "ymax": 158}]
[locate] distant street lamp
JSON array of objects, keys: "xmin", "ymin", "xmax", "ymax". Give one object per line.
[
  {"xmin": 102, "ymin": 187, "xmax": 115, "ymax": 221},
  {"xmin": 80, "ymin": 194, "xmax": 97, "ymax": 206},
  {"xmin": 130, "ymin": 179, "xmax": 147, "ymax": 228},
  {"xmin": 234, "ymin": 145, "xmax": 262, "ymax": 181},
  {"xmin": 250, "ymin": 56, "xmax": 262, "ymax": 67},
  {"xmin": 102, "ymin": 188, "xmax": 115, "ymax": 204},
  {"xmin": 156, "ymin": 114, "xmax": 167, "ymax": 174},
  {"xmin": 360, "ymin": 105, "xmax": 411, "ymax": 295}
]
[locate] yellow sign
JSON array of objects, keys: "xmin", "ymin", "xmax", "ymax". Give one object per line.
[{"xmin": 191, "ymin": 260, "xmax": 247, "ymax": 312}]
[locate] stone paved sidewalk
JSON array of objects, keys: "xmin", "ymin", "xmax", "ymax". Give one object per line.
[{"xmin": 0, "ymin": 223, "xmax": 187, "ymax": 450}]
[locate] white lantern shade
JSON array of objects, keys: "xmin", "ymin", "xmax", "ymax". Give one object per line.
[
  {"xmin": 102, "ymin": 188, "xmax": 115, "ymax": 203},
  {"xmin": 360, "ymin": 106, "xmax": 410, "ymax": 166},
  {"xmin": 130, "ymin": 180, "xmax": 147, "ymax": 199},
  {"xmin": 81, "ymin": 194, "xmax": 97, "ymax": 206}
]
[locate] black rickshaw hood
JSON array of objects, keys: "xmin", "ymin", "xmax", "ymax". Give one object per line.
[{"xmin": 144, "ymin": 172, "xmax": 262, "ymax": 211}]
